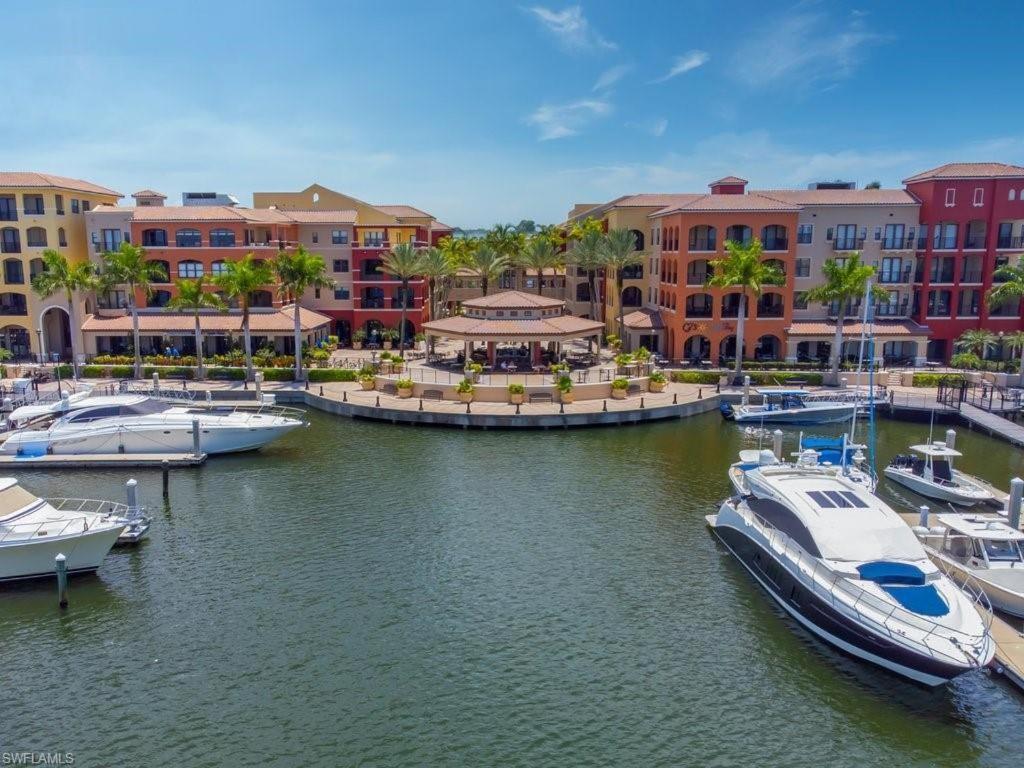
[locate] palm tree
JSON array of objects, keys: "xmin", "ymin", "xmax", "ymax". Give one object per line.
[
  {"xmin": 1003, "ymin": 330, "xmax": 1024, "ymax": 377},
  {"xmin": 418, "ymin": 246, "xmax": 455, "ymax": 320},
  {"xmin": 213, "ymin": 253, "xmax": 273, "ymax": 381},
  {"xmin": 954, "ymin": 329, "xmax": 999, "ymax": 359},
  {"xmin": 803, "ymin": 253, "xmax": 885, "ymax": 379},
  {"xmin": 517, "ymin": 236, "xmax": 562, "ymax": 295},
  {"xmin": 598, "ymin": 228, "xmax": 646, "ymax": 347},
  {"xmin": 466, "ymin": 244, "xmax": 509, "ymax": 297},
  {"xmin": 485, "ymin": 224, "xmax": 525, "ymax": 288},
  {"xmin": 273, "ymin": 246, "xmax": 334, "ymax": 380},
  {"xmin": 988, "ymin": 261, "xmax": 1024, "ymax": 319},
  {"xmin": 567, "ymin": 229, "xmax": 604, "ymax": 322},
  {"xmin": 379, "ymin": 242, "xmax": 425, "ymax": 351},
  {"xmin": 101, "ymin": 242, "xmax": 168, "ymax": 378},
  {"xmin": 165, "ymin": 277, "xmax": 226, "ymax": 379},
  {"xmin": 30, "ymin": 248, "xmax": 98, "ymax": 379},
  {"xmin": 707, "ymin": 238, "xmax": 785, "ymax": 380}
]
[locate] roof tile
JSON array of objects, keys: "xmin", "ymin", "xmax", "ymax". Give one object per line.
[
  {"xmin": 0, "ymin": 172, "xmax": 121, "ymax": 197},
  {"xmin": 903, "ymin": 163, "xmax": 1024, "ymax": 183}
]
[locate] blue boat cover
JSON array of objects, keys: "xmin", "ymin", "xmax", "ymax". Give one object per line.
[
  {"xmin": 856, "ymin": 560, "xmax": 926, "ymax": 586},
  {"xmin": 881, "ymin": 585, "xmax": 949, "ymax": 617}
]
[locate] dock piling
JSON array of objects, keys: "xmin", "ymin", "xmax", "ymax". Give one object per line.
[
  {"xmin": 162, "ymin": 460, "xmax": 170, "ymax": 498},
  {"xmin": 343, "ymin": 390, "xmax": 347, "ymax": 402},
  {"xmin": 945, "ymin": 428, "xmax": 957, "ymax": 450},
  {"xmin": 192, "ymin": 419, "xmax": 201, "ymax": 458},
  {"xmin": 1009, "ymin": 478, "xmax": 1023, "ymax": 530},
  {"xmin": 126, "ymin": 478, "xmax": 139, "ymax": 512},
  {"xmin": 55, "ymin": 553, "xmax": 68, "ymax": 609},
  {"xmin": 206, "ymin": 390, "xmax": 212, "ymax": 405},
  {"xmin": 255, "ymin": 371, "xmax": 263, "ymax": 401},
  {"xmin": 742, "ymin": 376, "xmax": 751, "ymax": 406},
  {"xmin": 152, "ymin": 372, "xmax": 160, "ymax": 393},
  {"xmin": 772, "ymin": 429, "xmax": 784, "ymax": 461},
  {"xmin": 918, "ymin": 505, "xmax": 930, "ymax": 529},
  {"xmin": 640, "ymin": 397, "xmax": 645, "ymax": 409}
]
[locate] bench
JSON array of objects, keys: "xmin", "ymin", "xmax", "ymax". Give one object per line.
[
  {"xmin": 379, "ymin": 383, "xmax": 397, "ymax": 396},
  {"xmin": 529, "ymin": 392, "xmax": 553, "ymax": 404},
  {"xmin": 421, "ymin": 389, "xmax": 443, "ymax": 401}
]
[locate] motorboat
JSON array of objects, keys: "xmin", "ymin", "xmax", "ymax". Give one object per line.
[
  {"xmin": 883, "ymin": 442, "xmax": 995, "ymax": 506},
  {"xmin": 708, "ymin": 461, "xmax": 994, "ymax": 686},
  {"xmin": 721, "ymin": 389, "xmax": 857, "ymax": 425},
  {"xmin": 913, "ymin": 513, "xmax": 1024, "ymax": 618},
  {"xmin": 0, "ymin": 478, "xmax": 125, "ymax": 581},
  {"xmin": 7, "ymin": 385, "xmax": 96, "ymax": 427},
  {"xmin": 1, "ymin": 394, "xmax": 306, "ymax": 456},
  {"xmin": 797, "ymin": 434, "xmax": 876, "ymax": 491}
]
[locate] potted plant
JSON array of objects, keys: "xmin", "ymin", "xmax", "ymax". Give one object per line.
[
  {"xmin": 353, "ymin": 329, "xmax": 366, "ymax": 350},
  {"xmin": 508, "ymin": 382, "xmax": 525, "ymax": 405},
  {"xmin": 358, "ymin": 365, "xmax": 376, "ymax": 390},
  {"xmin": 391, "ymin": 354, "xmax": 405, "ymax": 373},
  {"xmin": 396, "ymin": 377, "xmax": 414, "ymax": 398},
  {"xmin": 611, "ymin": 377, "xmax": 629, "ymax": 399},
  {"xmin": 557, "ymin": 374, "xmax": 574, "ymax": 403},
  {"xmin": 465, "ymin": 361, "xmax": 483, "ymax": 382},
  {"xmin": 414, "ymin": 332, "xmax": 426, "ymax": 351},
  {"xmin": 648, "ymin": 370, "xmax": 667, "ymax": 393},
  {"xmin": 456, "ymin": 377, "xmax": 475, "ymax": 403},
  {"xmin": 606, "ymin": 334, "xmax": 622, "ymax": 352},
  {"xmin": 382, "ymin": 327, "xmax": 399, "ymax": 350}
]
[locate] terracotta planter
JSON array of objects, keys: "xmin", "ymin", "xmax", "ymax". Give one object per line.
[
  {"xmin": 458, "ymin": 391, "xmax": 474, "ymax": 403},
  {"xmin": 649, "ymin": 380, "xmax": 666, "ymax": 393},
  {"xmin": 383, "ymin": 341, "xmax": 393, "ymax": 350},
  {"xmin": 353, "ymin": 341, "xmax": 363, "ymax": 350},
  {"xmin": 392, "ymin": 363, "xmax": 404, "ymax": 374},
  {"xmin": 360, "ymin": 378, "xmax": 375, "ymax": 390},
  {"xmin": 397, "ymin": 387, "xmax": 413, "ymax": 399},
  {"xmin": 611, "ymin": 388, "xmax": 627, "ymax": 399},
  {"xmin": 560, "ymin": 390, "xmax": 575, "ymax": 404},
  {"xmin": 509, "ymin": 393, "xmax": 525, "ymax": 405}
]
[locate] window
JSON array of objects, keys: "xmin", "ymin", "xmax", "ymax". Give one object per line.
[
  {"xmin": 55, "ymin": 194, "xmax": 64, "ymax": 215},
  {"xmin": 883, "ymin": 223, "xmax": 905, "ymax": 249},
  {"xmin": 1011, "ymin": 189, "xmax": 1017, "ymax": 201},
  {"xmin": 332, "ymin": 230, "xmax": 349, "ymax": 245},
  {"xmin": 973, "ymin": 187, "xmax": 984, "ymax": 207},
  {"xmin": 795, "ymin": 257, "xmax": 810, "ymax": 278},
  {"xmin": 58, "ymin": 227, "xmax": 67, "ymax": 247},
  {"xmin": 874, "ymin": 226, "xmax": 882, "ymax": 241},
  {"xmin": 796, "ymin": 224, "xmax": 813, "ymax": 244},
  {"xmin": 23, "ymin": 194, "xmax": 44, "ymax": 215},
  {"xmin": 333, "ymin": 259, "xmax": 349, "ymax": 273},
  {"xmin": 142, "ymin": 228, "xmax": 167, "ymax": 247},
  {"xmin": 209, "ymin": 229, "xmax": 235, "ymax": 247},
  {"xmin": 793, "ymin": 291, "xmax": 808, "ymax": 310},
  {"xmin": 933, "ymin": 223, "xmax": 958, "ymax": 250},
  {"xmin": 311, "ymin": 231, "xmax": 319, "ymax": 244},
  {"xmin": 101, "ymin": 228, "xmax": 122, "ymax": 252},
  {"xmin": 927, "ymin": 289, "xmax": 952, "ymax": 317},
  {"xmin": 211, "ymin": 260, "xmax": 227, "ymax": 276},
  {"xmin": 825, "ymin": 227, "xmax": 833, "ymax": 241},
  {"xmin": 0, "ymin": 196, "xmax": 15, "ymax": 221},
  {"xmin": 4, "ymin": 259, "xmax": 24, "ymax": 284},
  {"xmin": 314, "ymin": 288, "xmax": 321, "ymax": 299},
  {"xmin": 834, "ymin": 224, "xmax": 858, "ymax": 249},
  {"xmin": 945, "ymin": 188, "xmax": 956, "ymax": 207},
  {"xmin": 178, "ymin": 260, "xmax": 204, "ymax": 278},
  {"xmin": 26, "ymin": 227, "xmax": 47, "ymax": 247},
  {"xmin": 71, "ymin": 199, "xmax": 80, "ymax": 214},
  {"xmin": 333, "ymin": 287, "xmax": 350, "ymax": 300},
  {"xmin": 176, "ymin": 228, "xmax": 202, "ymax": 247}
]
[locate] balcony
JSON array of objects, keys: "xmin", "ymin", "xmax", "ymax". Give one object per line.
[
  {"xmin": 354, "ymin": 297, "xmax": 422, "ymax": 311},
  {"xmin": 685, "ymin": 307, "xmax": 713, "ymax": 319},
  {"xmin": 357, "ymin": 240, "xmax": 390, "ymax": 249},
  {"xmin": 881, "ymin": 236, "xmax": 915, "ymax": 250},
  {"xmin": 827, "ymin": 301, "xmax": 861, "ymax": 318},
  {"xmin": 762, "ymin": 238, "xmax": 788, "ymax": 251},
  {"xmin": 963, "ymin": 235, "xmax": 987, "ymax": 249},
  {"xmin": 832, "ymin": 238, "xmax": 864, "ymax": 251},
  {"xmin": 877, "ymin": 266, "xmax": 912, "ymax": 284},
  {"xmin": 933, "ymin": 237, "xmax": 958, "ymax": 250},
  {"xmin": 960, "ymin": 270, "xmax": 983, "ymax": 284},
  {"xmin": 916, "ymin": 238, "xmax": 928, "ymax": 249},
  {"xmin": 874, "ymin": 300, "xmax": 910, "ymax": 318},
  {"xmin": 686, "ymin": 272, "xmax": 709, "ymax": 287},
  {"xmin": 997, "ymin": 235, "xmax": 1024, "ymax": 249},
  {"xmin": 688, "ymin": 238, "xmax": 716, "ymax": 252}
]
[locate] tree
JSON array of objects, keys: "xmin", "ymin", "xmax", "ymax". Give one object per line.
[
  {"xmin": 485, "ymin": 224, "xmax": 525, "ymax": 287},
  {"xmin": 567, "ymin": 229, "xmax": 604, "ymax": 323},
  {"xmin": 379, "ymin": 242, "xmax": 425, "ymax": 351},
  {"xmin": 1003, "ymin": 330, "xmax": 1024, "ymax": 375},
  {"xmin": 536, "ymin": 223, "xmax": 566, "ymax": 249},
  {"xmin": 272, "ymin": 246, "xmax": 334, "ymax": 380},
  {"xmin": 515, "ymin": 219, "xmax": 537, "ymax": 234},
  {"xmin": 466, "ymin": 243, "xmax": 509, "ymax": 297},
  {"xmin": 165, "ymin": 277, "xmax": 226, "ymax": 379},
  {"xmin": 517, "ymin": 236, "xmax": 562, "ymax": 295},
  {"xmin": 437, "ymin": 235, "xmax": 476, "ymax": 270},
  {"xmin": 30, "ymin": 249, "xmax": 98, "ymax": 379},
  {"xmin": 954, "ymin": 329, "xmax": 999, "ymax": 359},
  {"xmin": 803, "ymin": 253, "xmax": 885, "ymax": 378},
  {"xmin": 865, "ymin": 180, "xmax": 882, "ymax": 189},
  {"xmin": 987, "ymin": 262, "xmax": 1024, "ymax": 320},
  {"xmin": 569, "ymin": 216, "xmax": 605, "ymax": 241},
  {"xmin": 213, "ymin": 253, "xmax": 273, "ymax": 381},
  {"xmin": 418, "ymin": 246, "xmax": 455, "ymax": 320},
  {"xmin": 707, "ymin": 238, "xmax": 785, "ymax": 380},
  {"xmin": 101, "ymin": 242, "xmax": 168, "ymax": 378},
  {"xmin": 598, "ymin": 228, "xmax": 646, "ymax": 348}
]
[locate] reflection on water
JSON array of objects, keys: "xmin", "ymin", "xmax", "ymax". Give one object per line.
[{"xmin": 2, "ymin": 410, "xmax": 1023, "ymax": 767}]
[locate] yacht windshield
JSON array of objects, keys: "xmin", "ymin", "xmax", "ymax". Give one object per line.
[{"xmin": 983, "ymin": 538, "xmax": 1024, "ymax": 562}]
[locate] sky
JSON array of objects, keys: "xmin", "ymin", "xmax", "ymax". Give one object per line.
[{"xmin": 4, "ymin": 0, "xmax": 1024, "ymax": 227}]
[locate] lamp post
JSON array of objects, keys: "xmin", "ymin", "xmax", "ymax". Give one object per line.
[{"xmin": 35, "ymin": 327, "xmax": 43, "ymax": 365}]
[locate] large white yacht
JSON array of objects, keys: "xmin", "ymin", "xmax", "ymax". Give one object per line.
[
  {"xmin": 721, "ymin": 389, "xmax": 858, "ymax": 425},
  {"xmin": 1, "ymin": 394, "xmax": 306, "ymax": 456},
  {"xmin": 708, "ymin": 461, "xmax": 995, "ymax": 686},
  {"xmin": 0, "ymin": 478, "xmax": 124, "ymax": 581}
]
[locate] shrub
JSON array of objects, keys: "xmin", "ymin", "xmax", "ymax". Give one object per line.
[
  {"xmin": 611, "ymin": 377, "xmax": 629, "ymax": 390},
  {"xmin": 467, "ymin": 362, "xmax": 483, "ymax": 374},
  {"xmin": 508, "ymin": 383, "xmax": 525, "ymax": 394},
  {"xmin": 556, "ymin": 375, "xmax": 573, "ymax": 393},
  {"xmin": 745, "ymin": 371, "xmax": 823, "ymax": 386},
  {"xmin": 649, "ymin": 370, "xmax": 667, "ymax": 384},
  {"xmin": 912, "ymin": 373, "xmax": 965, "ymax": 388},
  {"xmin": 110, "ymin": 365, "xmax": 135, "ymax": 378},
  {"xmin": 53, "ymin": 364, "xmax": 73, "ymax": 379},
  {"xmin": 358, "ymin": 364, "xmax": 376, "ymax": 379},
  {"xmin": 670, "ymin": 371, "xmax": 721, "ymax": 384},
  {"xmin": 950, "ymin": 352, "xmax": 983, "ymax": 370},
  {"xmin": 396, "ymin": 378, "xmax": 414, "ymax": 389},
  {"xmin": 81, "ymin": 365, "xmax": 108, "ymax": 378},
  {"xmin": 307, "ymin": 348, "xmax": 330, "ymax": 362},
  {"xmin": 259, "ymin": 368, "xmax": 294, "ymax": 382},
  {"xmin": 207, "ymin": 367, "xmax": 246, "ymax": 381},
  {"xmin": 307, "ymin": 368, "xmax": 357, "ymax": 383},
  {"xmin": 379, "ymin": 351, "xmax": 392, "ymax": 360},
  {"xmin": 92, "ymin": 354, "xmax": 133, "ymax": 365},
  {"xmin": 614, "ymin": 353, "xmax": 634, "ymax": 367},
  {"xmin": 455, "ymin": 378, "xmax": 474, "ymax": 394},
  {"xmin": 635, "ymin": 346, "xmax": 651, "ymax": 361}
]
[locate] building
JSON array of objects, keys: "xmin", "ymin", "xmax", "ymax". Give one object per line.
[{"xmin": 0, "ymin": 172, "xmax": 121, "ymax": 361}]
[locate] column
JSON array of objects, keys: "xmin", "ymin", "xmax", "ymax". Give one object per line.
[
  {"xmin": 785, "ymin": 336, "xmax": 799, "ymax": 364},
  {"xmin": 487, "ymin": 341, "xmax": 496, "ymax": 366}
]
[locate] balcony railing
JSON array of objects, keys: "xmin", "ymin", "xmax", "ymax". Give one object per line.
[
  {"xmin": 963, "ymin": 235, "xmax": 987, "ymax": 249},
  {"xmin": 877, "ymin": 266, "xmax": 912, "ymax": 284},
  {"xmin": 762, "ymin": 238, "xmax": 788, "ymax": 251},
  {"xmin": 997, "ymin": 235, "xmax": 1024, "ymax": 249},
  {"xmin": 0, "ymin": 304, "xmax": 28, "ymax": 316},
  {"xmin": 881, "ymin": 236, "xmax": 915, "ymax": 250},
  {"xmin": 757, "ymin": 305, "xmax": 784, "ymax": 318},
  {"xmin": 874, "ymin": 300, "xmax": 910, "ymax": 318},
  {"xmin": 960, "ymin": 270, "xmax": 983, "ymax": 283},
  {"xmin": 832, "ymin": 238, "xmax": 865, "ymax": 251},
  {"xmin": 688, "ymin": 238, "xmax": 716, "ymax": 252},
  {"xmin": 916, "ymin": 238, "xmax": 928, "ymax": 249},
  {"xmin": 353, "ymin": 298, "xmax": 422, "ymax": 310},
  {"xmin": 23, "ymin": 207, "xmax": 44, "ymax": 216},
  {"xmin": 827, "ymin": 301, "xmax": 861, "ymax": 317},
  {"xmin": 933, "ymin": 237, "xmax": 958, "ymax": 250},
  {"xmin": 0, "ymin": 211, "xmax": 16, "ymax": 222},
  {"xmin": 685, "ymin": 308, "xmax": 713, "ymax": 318},
  {"xmin": 929, "ymin": 271, "xmax": 955, "ymax": 284},
  {"xmin": 686, "ymin": 273, "xmax": 709, "ymax": 286}
]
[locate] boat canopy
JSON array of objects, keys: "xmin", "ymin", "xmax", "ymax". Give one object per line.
[
  {"xmin": 936, "ymin": 514, "xmax": 1024, "ymax": 541},
  {"xmin": 0, "ymin": 479, "xmax": 41, "ymax": 522},
  {"xmin": 755, "ymin": 388, "xmax": 810, "ymax": 396},
  {"xmin": 908, "ymin": 442, "xmax": 962, "ymax": 458}
]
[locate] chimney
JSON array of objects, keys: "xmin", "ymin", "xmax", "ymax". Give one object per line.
[{"xmin": 709, "ymin": 176, "xmax": 748, "ymax": 195}]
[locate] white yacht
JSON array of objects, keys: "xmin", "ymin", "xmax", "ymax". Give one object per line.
[
  {"xmin": 883, "ymin": 442, "xmax": 995, "ymax": 506},
  {"xmin": 0, "ymin": 478, "xmax": 124, "ymax": 581},
  {"xmin": 7, "ymin": 385, "xmax": 96, "ymax": 427},
  {"xmin": 722, "ymin": 389, "xmax": 858, "ymax": 425},
  {"xmin": 708, "ymin": 462, "xmax": 994, "ymax": 686},
  {"xmin": 1, "ymin": 394, "xmax": 306, "ymax": 456},
  {"xmin": 797, "ymin": 434, "xmax": 876, "ymax": 491},
  {"xmin": 915, "ymin": 514, "xmax": 1024, "ymax": 618}
]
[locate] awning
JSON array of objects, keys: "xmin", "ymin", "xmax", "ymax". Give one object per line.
[
  {"xmin": 623, "ymin": 308, "xmax": 665, "ymax": 331},
  {"xmin": 786, "ymin": 320, "xmax": 930, "ymax": 339},
  {"xmin": 82, "ymin": 305, "xmax": 332, "ymax": 335},
  {"xmin": 422, "ymin": 314, "xmax": 604, "ymax": 342}
]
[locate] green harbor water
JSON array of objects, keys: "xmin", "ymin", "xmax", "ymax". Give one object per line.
[{"xmin": 4, "ymin": 410, "xmax": 1024, "ymax": 767}]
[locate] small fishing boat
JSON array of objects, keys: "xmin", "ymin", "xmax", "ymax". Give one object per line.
[
  {"xmin": 883, "ymin": 442, "xmax": 995, "ymax": 506},
  {"xmin": 913, "ymin": 513, "xmax": 1024, "ymax": 618},
  {"xmin": 721, "ymin": 389, "xmax": 858, "ymax": 425}
]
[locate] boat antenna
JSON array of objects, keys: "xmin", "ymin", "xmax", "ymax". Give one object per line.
[
  {"xmin": 864, "ymin": 277, "xmax": 877, "ymax": 478},
  {"xmin": 927, "ymin": 407, "xmax": 935, "ymax": 444},
  {"xmin": 850, "ymin": 276, "xmax": 873, "ymax": 447}
]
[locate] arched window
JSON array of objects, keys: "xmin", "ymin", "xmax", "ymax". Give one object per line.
[
  {"xmin": 29, "ymin": 258, "xmax": 45, "ymax": 280},
  {"xmin": 251, "ymin": 290, "xmax": 273, "ymax": 307},
  {"xmin": 685, "ymin": 293, "xmax": 713, "ymax": 318},
  {"xmin": 210, "ymin": 260, "xmax": 228, "ymax": 276},
  {"xmin": 26, "ymin": 227, "xmax": 47, "ymax": 247},
  {"xmin": 0, "ymin": 293, "xmax": 27, "ymax": 315},
  {"xmin": 0, "ymin": 228, "xmax": 20, "ymax": 254},
  {"xmin": 58, "ymin": 227, "xmax": 67, "ymax": 247},
  {"xmin": 575, "ymin": 283, "xmax": 590, "ymax": 302},
  {"xmin": 721, "ymin": 293, "xmax": 743, "ymax": 317},
  {"xmin": 149, "ymin": 290, "xmax": 172, "ymax": 308},
  {"xmin": 142, "ymin": 228, "xmax": 167, "ymax": 247},
  {"xmin": 178, "ymin": 260, "xmax": 204, "ymax": 278},
  {"xmin": 757, "ymin": 292, "xmax": 785, "ymax": 318},
  {"xmin": 621, "ymin": 286, "xmax": 642, "ymax": 307},
  {"xmin": 686, "ymin": 260, "xmax": 711, "ymax": 285},
  {"xmin": 762, "ymin": 258, "xmax": 786, "ymax": 275},
  {"xmin": 689, "ymin": 225, "xmax": 716, "ymax": 251},
  {"xmin": 148, "ymin": 260, "xmax": 171, "ymax": 282},
  {"xmin": 725, "ymin": 225, "xmax": 752, "ymax": 246},
  {"xmin": 1010, "ymin": 189, "xmax": 1017, "ymax": 201},
  {"xmin": 761, "ymin": 225, "xmax": 788, "ymax": 250},
  {"xmin": 176, "ymin": 228, "xmax": 202, "ymax": 247},
  {"xmin": 628, "ymin": 229, "xmax": 645, "ymax": 250},
  {"xmin": 209, "ymin": 229, "xmax": 236, "ymax": 247}
]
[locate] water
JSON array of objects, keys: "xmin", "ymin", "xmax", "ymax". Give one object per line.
[{"xmin": 3, "ymin": 411, "xmax": 1024, "ymax": 767}]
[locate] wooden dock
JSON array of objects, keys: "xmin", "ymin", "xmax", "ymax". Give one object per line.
[
  {"xmin": 0, "ymin": 452, "xmax": 206, "ymax": 468},
  {"xmin": 959, "ymin": 403, "xmax": 1024, "ymax": 447}
]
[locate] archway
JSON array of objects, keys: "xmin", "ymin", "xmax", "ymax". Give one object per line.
[
  {"xmin": 683, "ymin": 334, "xmax": 710, "ymax": 363},
  {"xmin": 719, "ymin": 334, "xmax": 737, "ymax": 362},
  {"xmin": 397, "ymin": 318, "xmax": 416, "ymax": 348},
  {"xmin": 0, "ymin": 325, "xmax": 30, "ymax": 360},
  {"xmin": 334, "ymin": 319, "xmax": 351, "ymax": 345},
  {"xmin": 755, "ymin": 334, "xmax": 782, "ymax": 361},
  {"xmin": 363, "ymin": 319, "xmax": 384, "ymax": 347},
  {"xmin": 40, "ymin": 306, "xmax": 72, "ymax": 362},
  {"xmin": 621, "ymin": 286, "xmax": 642, "ymax": 308}
]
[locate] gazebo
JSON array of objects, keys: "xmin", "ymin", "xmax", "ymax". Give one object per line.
[{"xmin": 422, "ymin": 290, "xmax": 605, "ymax": 370}]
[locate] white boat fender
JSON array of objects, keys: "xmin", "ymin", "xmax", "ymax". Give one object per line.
[
  {"xmin": 929, "ymin": 526, "xmax": 946, "ymax": 536},
  {"xmin": 911, "ymin": 526, "xmax": 929, "ymax": 537}
]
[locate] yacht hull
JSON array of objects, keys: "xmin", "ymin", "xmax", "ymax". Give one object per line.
[
  {"xmin": 926, "ymin": 552, "xmax": 1024, "ymax": 619},
  {"xmin": 883, "ymin": 467, "xmax": 992, "ymax": 506},
  {"xmin": 707, "ymin": 514, "xmax": 977, "ymax": 686},
  {"xmin": 726, "ymin": 405, "xmax": 857, "ymax": 425},
  {"xmin": 0, "ymin": 525, "xmax": 124, "ymax": 581}
]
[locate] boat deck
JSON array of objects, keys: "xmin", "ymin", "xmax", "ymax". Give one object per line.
[{"xmin": 0, "ymin": 453, "xmax": 206, "ymax": 468}]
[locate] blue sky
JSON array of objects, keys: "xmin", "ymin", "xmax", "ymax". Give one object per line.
[{"xmin": 5, "ymin": 1, "xmax": 1023, "ymax": 227}]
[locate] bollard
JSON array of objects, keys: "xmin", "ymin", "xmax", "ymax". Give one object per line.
[
  {"xmin": 244, "ymin": 380, "xmax": 248, "ymax": 391},
  {"xmin": 255, "ymin": 371, "xmax": 263, "ymax": 401},
  {"xmin": 1009, "ymin": 477, "xmax": 1023, "ymax": 530},
  {"xmin": 126, "ymin": 478, "xmax": 139, "ymax": 513},
  {"xmin": 640, "ymin": 397, "xmax": 645, "ymax": 409},
  {"xmin": 559, "ymin": 401, "xmax": 564, "ymax": 414},
  {"xmin": 918, "ymin": 504, "xmax": 930, "ymax": 529},
  {"xmin": 697, "ymin": 388, "xmax": 702, "ymax": 400},
  {"xmin": 375, "ymin": 395, "xmax": 380, "ymax": 407},
  {"xmin": 840, "ymin": 377, "xmax": 848, "ymax": 390},
  {"xmin": 418, "ymin": 398, "xmax": 423, "ymax": 411},
  {"xmin": 320, "ymin": 386, "xmax": 324, "ymax": 396},
  {"xmin": 182, "ymin": 379, "xmax": 187, "ymax": 391},
  {"xmin": 945, "ymin": 428, "xmax": 956, "ymax": 451},
  {"xmin": 465, "ymin": 401, "xmax": 471, "ymax": 414},
  {"xmin": 205, "ymin": 390, "xmax": 212, "ymax": 405},
  {"xmin": 152, "ymin": 371, "xmax": 160, "ymax": 393},
  {"xmin": 515, "ymin": 402, "xmax": 520, "ymax": 415},
  {"xmin": 55, "ymin": 553, "xmax": 68, "ymax": 609},
  {"xmin": 603, "ymin": 399, "xmax": 607, "ymax": 412},
  {"xmin": 343, "ymin": 390, "xmax": 348, "ymax": 402},
  {"xmin": 674, "ymin": 392, "xmax": 679, "ymax": 404},
  {"xmin": 305, "ymin": 380, "xmax": 309, "ymax": 391},
  {"xmin": 742, "ymin": 375, "xmax": 751, "ymax": 406},
  {"xmin": 192, "ymin": 419, "xmax": 201, "ymax": 458},
  {"xmin": 772, "ymin": 429, "xmax": 784, "ymax": 461},
  {"xmin": 162, "ymin": 460, "xmax": 170, "ymax": 498}
]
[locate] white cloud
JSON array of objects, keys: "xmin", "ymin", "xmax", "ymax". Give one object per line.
[
  {"xmin": 524, "ymin": 98, "xmax": 612, "ymax": 140},
  {"xmin": 592, "ymin": 64, "xmax": 630, "ymax": 91},
  {"xmin": 651, "ymin": 50, "xmax": 709, "ymax": 83},
  {"xmin": 525, "ymin": 5, "xmax": 616, "ymax": 52},
  {"xmin": 731, "ymin": 11, "xmax": 888, "ymax": 87},
  {"xmin": 649, "ymin": 118, "xmax": 668, "ymax": 137}
]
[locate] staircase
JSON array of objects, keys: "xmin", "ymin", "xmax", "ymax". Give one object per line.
[{"xmin": 886, "ymin": 371, "xmax": 903, "ymax": 388}]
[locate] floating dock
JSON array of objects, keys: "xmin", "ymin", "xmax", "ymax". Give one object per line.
[{"xmin": 0, "ymin": 452, "xmax": 206, "ymax": 468}]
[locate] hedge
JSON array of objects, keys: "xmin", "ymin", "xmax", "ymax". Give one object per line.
[
  {"xmin": 207, "ymin": 367, "xmax": 246, "ymax": 380},
  {"xmin": 912, "ymin": 373, "xmax": 966, "ymax": 388},
  {"xmin": 669, "ymin": 370, "xmax": 825, "ymax": 386},
  {"xmin": 670, "ymin": 371, "xmax": 721, "ymax": 384},
  {"xmin": 258, "ymin": 368, "xmax": 295, "ymax": 382},
  {"xmin": 307, "ymin": 368, "xmax": 357, "ymax": 383}
]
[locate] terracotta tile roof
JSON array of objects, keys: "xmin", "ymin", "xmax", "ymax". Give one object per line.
[
  {"xmin": 89, "ymin": 205, "xmax": 356, "ymax": 224},
  {"xmin": 903, "ymin": 163, "xmax": 1024, "ymax": 183},
  {"xmin": 0, "ymin": 172, "xmax": 121, "ymax": 197},
  {"xmin": 651, "ymin": 193, "xmax": 800, "ymax": 216},
  {"xmin": 787, "ymin": 320, "xmax": 930, "ymax": 337},
  {"xmin": 622, "ymin": 308, "xmax": 665, "ymax": 330},
  {"xmin": 614, "ymin": 194, "xmax": 703, "ymax": 208},
  {"xmin": 710, "ymin": 176, "xmax": 748, "ymax": 185},
  {"xmin": 422, "ymin": 314, "xmax": 604, "ymax": 339},
  {"xmin": 375, "ymin": 204, "xmax": 433, "ymax": 218},
  {"xmin": 276, "ymin": 209, "xmax": 357, "ymax": 224},
  {"xmin": 463, "ymin": 290, "xmax": 564, "ymax": 309},
  {"xmin": 431, "ymin": 221, "xmax": 454, "ymax": 231},
  {"xmin": 754, "ymin": 188, "xmax": 918, "ymax": 206},
  {"xmin": 132, "ymin": 189, "xmax": 166, "ymax": 198},
  {"xmin": 82, "ymin": 305, "xmax": 331, "ymax": 334}
]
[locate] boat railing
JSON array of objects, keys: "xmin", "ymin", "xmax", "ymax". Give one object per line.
[
  {"xmin": 0, "ymin": 500, "xmax": 124, "ymax": 543},
  {"xmin": 116, "ymin": 383, "xmax": 197, "ymax": 402},
  {"xmin": 195, "ymin": 402, "xmax": 308, "ymax": 424},
  {"xmin": 745, "ymin": 507, "xmax": 991, "ymax": 666},
  {"xmin": 47, "ymin": 497, "xmax": 131, "ymax": 517}
]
